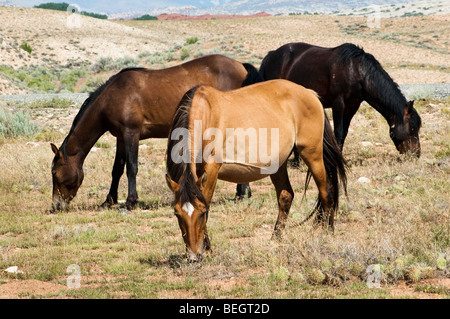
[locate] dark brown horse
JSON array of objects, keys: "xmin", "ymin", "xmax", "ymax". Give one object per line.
[
  {"xmin": 50, "ymin": 55, "xmax": 258, "ymax": 212},
  {"xmin": 260, "ymin": 42, "xmax": 422, "ymax": 158}
]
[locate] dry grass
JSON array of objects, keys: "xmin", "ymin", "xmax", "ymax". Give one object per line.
[{"xmin": 0, "ymin": 98, "xmax": 448, "ymax": 299}]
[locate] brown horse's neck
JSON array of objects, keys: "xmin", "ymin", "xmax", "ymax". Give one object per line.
[{"xmin": 63, "ymin": 106, "xmax": 106, "ymax": 166}]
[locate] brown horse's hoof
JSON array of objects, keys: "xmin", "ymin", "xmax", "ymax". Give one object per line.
[{"xmin": 125, "ymin": 201, "xmax": 138, "ymax": 211}]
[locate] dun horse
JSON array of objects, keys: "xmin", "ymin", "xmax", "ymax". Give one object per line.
[
  {"xmin": 166, "ymin": 80, "xmax": 347, "ymax": 262},
  {"xmin": 260, "ymin": 42, "xmax": 422, "ymax": 157},
  {"xmin": 50, "ymin": 55, "xmax": 257, "ymax": 212}
]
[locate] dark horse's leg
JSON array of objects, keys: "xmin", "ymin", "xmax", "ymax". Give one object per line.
[
  {"xmin": 124, "ymin": 129, "xmax": 140, "ymax": 210},
  {"xmin": 235, "ymin": 183, "xmax": 252, "ymax": 200},
  {"xmin": 331, "ymin": 97, "xmax": 361, "ymax": 150},
  {"xmin": 101, "ymin": 138, "xmax": 126, "ymax": 208},
  {"xmin": 331, "ymin": 97, "xmax": 346, "ymax": 149},
  {"xmin": 341, "ymin": 100, "xmax": 361, "ymax": 148}
]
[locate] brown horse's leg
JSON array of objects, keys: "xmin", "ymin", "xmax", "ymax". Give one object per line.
[
  {"xmin": 298, "ymin": 146, "xmax": 331, "ymax": 229},
  {"xmin": 270, "ymin": 162, "xmax": 294, "ymax": 239},
  {"xmin": 101, "ymin": 138, "xmax": 126, "ymax": 208},
  {"xmin": 124, "ymin": 129, "xmax": 140, "ymax": 210}
]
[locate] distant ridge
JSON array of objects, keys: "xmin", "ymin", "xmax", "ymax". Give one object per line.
[
  {"xmin": 156, "ymin": 12, "xmax": 270, "ymax": 21},
  {"xmin": 108, "ymin": 0, "xmax": 449, "ymax": 20}
]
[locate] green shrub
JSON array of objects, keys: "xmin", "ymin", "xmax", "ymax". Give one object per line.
[
  {"xmin": 185, "ymin": 37, "xmax": 199, "ymax": 45},
  {"xmin": 20, "ymin": 42, "xmax": 32, "ymax": 54},
  {"xmin": 0, "ymin": 109, "xmax": 40, "ymax": 137},
  {"xmin": 134, "ymin": 14, "xmax": 157, "ymax": 21},
  {"xmin": 180, "ymin": 47, "xmax": 190, "ymax": 61},
  {"xmin": 90, "ymin": 56, "xmax": 140, "ymax": 73}
]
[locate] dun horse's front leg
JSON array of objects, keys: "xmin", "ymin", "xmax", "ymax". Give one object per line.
[{"xmin": 197, "ymin": 162, "xmax": 221, "ymax": 252}]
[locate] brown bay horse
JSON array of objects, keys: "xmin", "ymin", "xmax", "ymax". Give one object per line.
[
  {"xmin": 259, "ymin": 42, "xmax": 422, "ymax": 158},
  {"xmin": 50, "ymin": 55, "xmax": 258, "ymax": 212},
  {"xmin": 165, "ymin": 80, "xmax": 347, "ymax": 262}
]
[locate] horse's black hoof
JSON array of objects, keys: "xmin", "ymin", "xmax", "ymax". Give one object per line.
[{"xmin": 125, "ymin": 201, "xmax": 138, "ymax": 211}]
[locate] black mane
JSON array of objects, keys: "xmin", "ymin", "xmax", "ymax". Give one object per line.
[
  {"xmin": 336, "ymin": 43, "xmax": 406, "ymax": 121},
  {"xmin": 166, "ymin": 85, "xmax": 206, "ymax": 206}
]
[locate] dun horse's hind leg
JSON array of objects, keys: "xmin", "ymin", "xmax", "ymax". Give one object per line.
[
  {"xmin": 270, "ymin": 162, "xmax": 294, "ymax": 239},
  {"xmin": 297, "ymin": 146, "xmax": 332, "ymax": 229},
  {"xmin": 101, "ymin": 138, "xmax": 126, "ymax": 208}
]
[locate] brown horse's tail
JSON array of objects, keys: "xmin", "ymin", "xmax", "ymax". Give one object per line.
[{"xmin": 303, "ymin": 112, "xmax": 348, "ymax": 227}]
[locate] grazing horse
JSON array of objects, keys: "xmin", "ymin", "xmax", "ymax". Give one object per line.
[
  {"xmin": 50, "ymin": 55, "xmax": 257, "ymax": 212},
  {"xmin": 165, "ymin": 80, "xmax": 347, "ymax": 262},
  {"xmin": 259, "ymin": 42, "xmax": 422, "ymax": 158}
]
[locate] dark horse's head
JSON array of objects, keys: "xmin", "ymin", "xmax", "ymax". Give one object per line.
[
  {"xmin": 389, "ymin": 100, "xmax": 421, "ymax": 157},
  {"xmin": 50, "ymin": 143, "xmax": 84, "ymax": 212}
]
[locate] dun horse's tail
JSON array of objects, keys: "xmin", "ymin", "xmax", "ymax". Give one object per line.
[
  {"xmin": 303, "ymin": 112, "xmax": 348, "ymax": 228},
  {"xmin": 241, "ymin": 63, "xmax": 265, "ymax": 87}
]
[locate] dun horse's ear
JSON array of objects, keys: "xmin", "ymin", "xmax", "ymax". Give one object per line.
[
  {"xmin": 196, "ymin": 171, "xmax": 207, "ymax": 190},
  {"xmin": 165, "ymin": 174, "xmax": 179, "ymax": 193},
  {"xmin": 50, "ymin": 143, "xmax": 59, "ymax": 155}
]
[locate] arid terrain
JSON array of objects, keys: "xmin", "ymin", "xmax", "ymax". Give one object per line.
[
  {"xmin": 0, "ymin": 6, "xmax": 449, "ymax": 94},
  {"xmin": 0, "ymin": 6, "xmax": 448, "ymax": 299}
]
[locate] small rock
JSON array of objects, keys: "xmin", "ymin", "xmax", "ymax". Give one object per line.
[
  {"xmin": 25, "ymin": 142, "xmax": 39, "ymax": 147},
  {"xmin": 5, "ymin": 266, "xmax": 24, "ymax": 274},
  {"xmin": 357, "ymin": 177, "xmax": 371, "ymax": 184},
  {"xmin": 361, "ymin": 141, "xmax": 373, "ymax": 147}
]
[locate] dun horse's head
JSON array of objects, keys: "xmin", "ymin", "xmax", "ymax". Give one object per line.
[
  {"xmin": 390, "ymin": 100, "xmax": 421, "ymax": 157},
  {"xmin": 50, "ymin": 143, "xmax": 84, "ymax": 212},
  {"xmin": 165, "ymin": 173, "xmax": 210, "ymax": 263}
]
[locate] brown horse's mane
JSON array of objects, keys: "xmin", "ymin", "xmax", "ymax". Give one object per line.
[
  {"xmin": 166, "ymin": 85, "xmax": 206, "ymax": 206},
  {"xmin": 60, "ymin": 67, "xmax": 147, "ymax": 160},
  {"xmin": 336, "ymin": 43, "xmax": 407, "ymax": 121}
]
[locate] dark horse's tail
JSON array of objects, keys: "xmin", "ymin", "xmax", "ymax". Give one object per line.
[
  {"xmin": 241, "ymin": 63, "xmax": 265, "ymax": 87},
  {"xmin": 303, "ymin": 112, "xmax": 348, "ymax": 228}
]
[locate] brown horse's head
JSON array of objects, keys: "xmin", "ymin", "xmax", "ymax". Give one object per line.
[
  {"xmin": 166, "ymin": 173, "xmax": 209, "ymax": 263},
  {"xmin": 50, "ymin": 143, "xmax": 84, "ymax": 212},
  {"xmin": 390, "ymin": 101, "xmax": 421, "ymax": 157}
]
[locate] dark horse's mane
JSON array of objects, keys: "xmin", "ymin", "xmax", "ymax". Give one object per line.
[
  {"xmin": 166, "ymin": 85, "xmax": 207, "ymax": 206},
  {"xmin": 336, "ymin": 43, "xmax": 406, "ymax": 120},
  {"xmin": 60, "ymin": 67, "xmax": 146, "ymax": 159}
]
